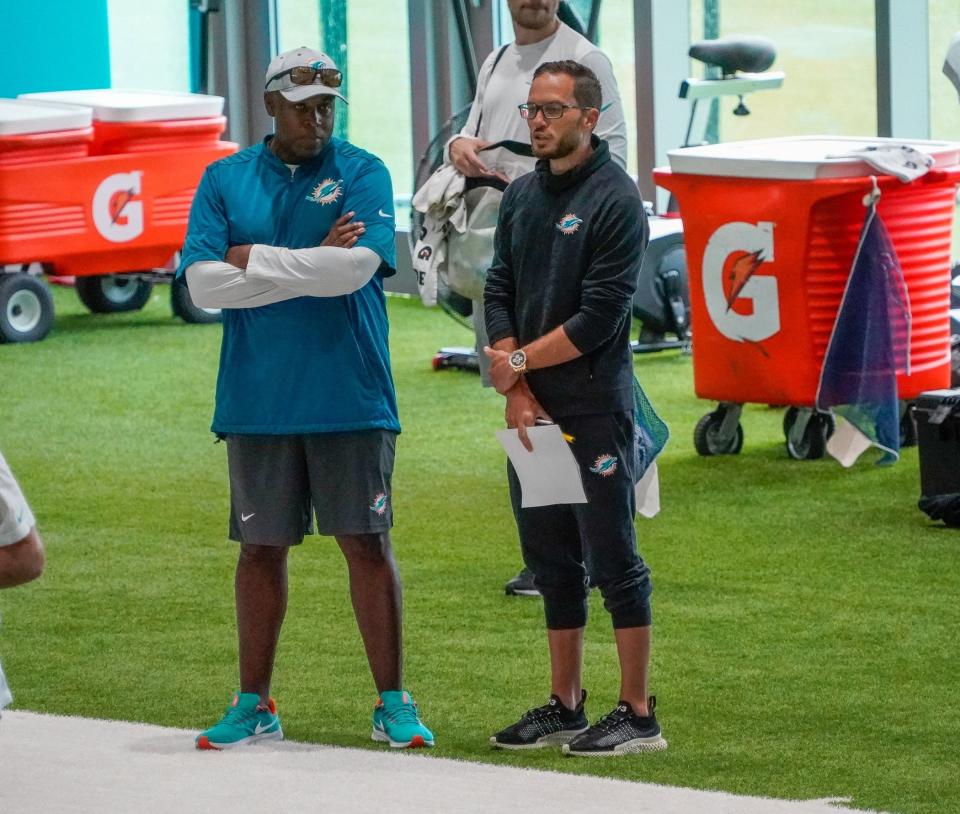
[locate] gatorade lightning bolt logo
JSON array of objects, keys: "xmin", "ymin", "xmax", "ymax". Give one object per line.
[
  {"xmin": 556, "ymin": 213, "xmax": 583, "ymax": 235},
  {"xmin": 369, "ymin": 492, "xmax": 388, "ymax": 516},
  {"xmin": 725, "ymin": 249, "xmax": 766, "ymax": 311},
  {"xmin": 307, "ymin": 178, "xmax": 343, "ymax": 205},
  {"xmin": 92, "ymin": 172, "xmax": 145, "ymax": 243},
  {"xmin": 589, "ymin": 454, "xmax": 618, "ymax": 477}
]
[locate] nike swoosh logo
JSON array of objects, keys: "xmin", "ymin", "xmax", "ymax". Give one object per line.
[
  {"xmin": 378, "ymin": 209, "xmax": 391, "ymax": 218},
  {"xmin": 15, "ymin": 507, "xmax": 24, "ymax": 525},
  {"xmin": 254, "ymin": 722, "xmax": 273, "ymax": 735},
  {"xmin": 241, "ymin": 512, "xmax": 255, "ymax": 522}
]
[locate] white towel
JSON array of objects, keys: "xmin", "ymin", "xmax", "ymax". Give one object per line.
[
  {"xmin": 828, "ymin": 144, "xmax": 934, "ymax": 183},
  {"xmin": 411, "ymin": 216, "xmax": 448, "ymax": 307},
  {"xmin": 412, "ymin": 163, "xmax": 466, "ymax": 215}
]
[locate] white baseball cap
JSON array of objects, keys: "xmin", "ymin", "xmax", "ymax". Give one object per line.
[{"xmin": 264, "ymin": 47, "xmax": 348, "ymax": 104}]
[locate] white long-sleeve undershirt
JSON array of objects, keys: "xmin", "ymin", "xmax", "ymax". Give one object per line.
[{"xmin": 185, "ymin": 245, "xmax": 381, "ymax": 309}]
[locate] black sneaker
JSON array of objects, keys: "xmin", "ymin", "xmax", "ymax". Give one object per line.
[
  {"xmin": 562, "ymin": 696, "xmax": 667, "ymax": 756},
  {"xmin": 491, "ymin": 691, "xmax": 589, "ymax": 749},
  {"xmin": 504, "ymin": 567, "xmax": 540, "ymax": 597}
]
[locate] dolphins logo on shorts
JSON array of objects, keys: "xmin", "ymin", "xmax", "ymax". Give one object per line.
[
  {"xmin": 589, "ymin": 454, "xmax": 618, "ymax": 477},
  {"xmin": 369, "ymin": 492, "xmax": 389, "ymax": 516}
]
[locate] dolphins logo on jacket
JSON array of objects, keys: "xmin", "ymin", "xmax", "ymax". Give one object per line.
[{"xmin": 307, "ymin": 178, "xmax": 343, "ymax": 205}]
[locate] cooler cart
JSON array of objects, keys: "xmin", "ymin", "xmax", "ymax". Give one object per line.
[
  {"xmin": 653, "ymin": 136, "xmax": 960, "ymax": 459},
  {"xmin": 0, "ymin": 90, "xmax": 236, "ymax": 343},
  {"xmin": 0, "ymin": 98, "xmax": 93, "ymax": 342}
]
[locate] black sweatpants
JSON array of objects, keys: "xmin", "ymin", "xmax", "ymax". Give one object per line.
[{"xmin": 507, "ymin": 411, "xmax": 653, "ymax": 630}]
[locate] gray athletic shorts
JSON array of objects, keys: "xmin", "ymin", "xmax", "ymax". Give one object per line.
[{"xmin": 225, "ymin": 431, "xmax": 396, "ymax": 545}]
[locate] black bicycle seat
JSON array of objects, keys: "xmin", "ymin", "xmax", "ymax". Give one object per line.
[{"xmin": 688, "ymin": 36, "xmax": 776, "ymax": 75}]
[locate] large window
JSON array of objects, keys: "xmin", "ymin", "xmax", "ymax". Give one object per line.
[
  {"xmin": 276, "ymin": 0, "xmax": 414, "ymax": 201},
  {"xmin": 688, "ymin": 0, "xmax": 877, "ymax": 141},
  {"xmin": 929, "ymin": 0, "xmax": 960, "ymax": 252},
  {"xmin": 597, "ymin": 2, "xmax": 638, "ymax": 178},
  {"xmin": 930, "ymin": 0, "xmax": 960, "ymax": 142},
  {"xmin": 107, "ymin": 0, "xmax": 190, "ymax": 91}
]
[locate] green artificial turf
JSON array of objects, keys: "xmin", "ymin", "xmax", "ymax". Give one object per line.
[{"xmin": 1, "ymin": 286, "xmax": 958, "ymax": 813}]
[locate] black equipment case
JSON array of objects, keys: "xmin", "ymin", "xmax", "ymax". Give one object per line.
[{"xmin": 914, "ymin": 389, "xmax": 960, "ymax": 497}]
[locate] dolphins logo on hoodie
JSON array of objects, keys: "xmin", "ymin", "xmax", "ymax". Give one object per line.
[{"xmin": 556, "ymin": 213, "xmax": 583, "ymax": 235}]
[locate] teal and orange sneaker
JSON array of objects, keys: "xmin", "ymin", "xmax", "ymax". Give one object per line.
[
  {"xmin": 195, "ymin": 692, "xmax": 283, "ymax": 750},
  {"xmin": 371, "ymin": 690, "xmax": 435, "ymax": 748}
]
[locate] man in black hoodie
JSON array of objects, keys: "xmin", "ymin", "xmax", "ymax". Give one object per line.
[{"xmin": 483, "ymin": 60, "xmax": 665, "ymax": 757}]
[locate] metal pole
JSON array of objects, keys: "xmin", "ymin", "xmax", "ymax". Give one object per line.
[
  {"xmin": 216, "ymin": 0, "xmax": 276, "ymax": 148},
  {"xmin": 408, "ymin": 0, "xmax": 434, "ymax": 173},
  {"xmin": 875, "ymin": 0, "xmax": 930, "ymax": 138},
  {"xmin": 587, "ymin": 0, "xmax": 602, "ymax": 44},
  {"xmin": 634, "ymin": 0, "xmax": 691, "ymax": 210},
  {"xmin": 453, "ymin": 0, "xmax": 480, "ymax": 95},
  {"xmin": 320, "ymin": 0, "xmax": 349, "ymax": 139}
]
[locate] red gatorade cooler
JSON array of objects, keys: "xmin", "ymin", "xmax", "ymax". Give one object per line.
[
  {"xmin": 653, "ymin": 136, "xmax": 960, "ymax": 457},
  {"xmin": 0, "ymin": 98, "xmax": 92, "ymax": 167},
  {"xmin": 17, "ymin": 89, "xmax": 226, "ymax": 155}
]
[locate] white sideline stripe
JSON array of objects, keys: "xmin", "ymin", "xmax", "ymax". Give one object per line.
[{"xmin": 0, "ymin": 711, "xmax": 890, "ymax": 814}]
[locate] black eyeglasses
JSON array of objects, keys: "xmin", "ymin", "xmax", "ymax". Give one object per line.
[
  {"xmin": 266, "ymin": 64, "xmax": 343, "ymax": 90},
  {"xmin": 518, "ymin": 102, "xmax": 591, "ymax": 120}
]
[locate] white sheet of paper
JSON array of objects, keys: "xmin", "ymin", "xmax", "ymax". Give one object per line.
[
  {"xmin": 635, "ymin": 460, "xmax": 660, "ymax": 518},
  {"xmin": 826, "ymin": 418, "xmax": 873, "ymax": 467},
  {"xmin": 495, "ymin": 425, "xmax": 587, "ymax": 507}
]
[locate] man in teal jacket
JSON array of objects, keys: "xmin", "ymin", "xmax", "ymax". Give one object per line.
[{"xmin": 179, "ymin": 46, "xmax": 433, "ymax": 751}]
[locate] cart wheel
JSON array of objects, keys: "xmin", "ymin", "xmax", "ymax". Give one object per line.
[
  {"xmin": 783, "ymin": 407, "xmax": 835, "ymax": 460},
  {"xmin": 171, "ymin": 275, "xmax": 221, "ymax": 324},
  {"xmin": 900, "ymin": 404, "xmax": 918, "ymax": 448},
  {"xmin": 76, "ymin": 274, "xmax": 153, "ymax": 313},
  {"xmin": 0, "ymin": 273, "xmax": 54, "ymax": 344},
  {"xmin": 693, "ymin": 409, "xmax": 744, "ymax": 456}
]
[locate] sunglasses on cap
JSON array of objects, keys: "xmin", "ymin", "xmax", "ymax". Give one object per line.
[{"xmin": 266, "ymin": 64, "xmax": 343, "ymax": 90}]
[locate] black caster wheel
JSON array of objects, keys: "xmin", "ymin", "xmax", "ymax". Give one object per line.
[
  {"xmin": 76, "ymin": 274, "xmax": 153, "ymax": 313},
  {"xmin": 694, "ymin": 406, "xmax": 744, "ymax": 456},
  {"xmin": 783, "ymin": 407, "xmax": 835, "ymax": 460}
]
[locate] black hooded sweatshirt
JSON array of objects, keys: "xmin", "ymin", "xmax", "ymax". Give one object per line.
[{"xmin": 484, "ymin": 137, "xmax": 649, "ymax": 418}]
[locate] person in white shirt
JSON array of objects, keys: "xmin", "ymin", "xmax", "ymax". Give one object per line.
[
  {"xmin": 0, "ymin": 450, "xmax": 45, "ymax": 714},
  {"xmin": 447, "ymin": 0, "xmax": 629, "ymax": 598},
  {"xmin": 447, "ymin": 0, "xmax": 627, "ymax": 182}
]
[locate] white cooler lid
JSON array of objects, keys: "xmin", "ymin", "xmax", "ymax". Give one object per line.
[
  {"xmin": 16, "ymin": 89, "xmax": 224, "ymax": 122},
  {"xmin": 0, "ymin": 98, "xmax": 93, "ymax": 136},
  {"xmin": 665, "ymin": 136, "xmax": 960, "ymax": 180}
]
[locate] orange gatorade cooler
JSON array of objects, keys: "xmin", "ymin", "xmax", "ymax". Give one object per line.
[
  {"xmin": 17, "ymin": 89, "xmax": 226, "ymax": 155},
  {"xmin": 653, "ymin": 136, "xmax": 960, "ymax": 458},
  {"xmin": 0, "ymin": 90, "xmax": 235, "ymax": 343},
  {"xmin": 1, "ymin": 88, "xmax": 234, "ymax": 276},
  {"xmin": 0, "ymin": 98, "xmax": 93, "ymax": 167}
]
